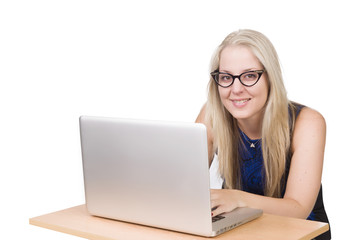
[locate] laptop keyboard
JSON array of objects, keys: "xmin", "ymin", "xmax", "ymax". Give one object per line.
[{"xmin": 212, "ymin": 215, "xmax": 225, "ymax": 223}]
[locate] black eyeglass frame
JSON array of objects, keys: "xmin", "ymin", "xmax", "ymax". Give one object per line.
[{"xmin": 210, "ymin": 70, "xmax": 265, "ymax": 88}]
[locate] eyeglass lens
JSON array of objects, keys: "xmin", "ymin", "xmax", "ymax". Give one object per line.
[{"xmin": 215, "ymin": 71, "xmax": 261, "ymax": 87}]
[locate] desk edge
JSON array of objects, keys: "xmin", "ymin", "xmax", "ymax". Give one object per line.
[{"xmin": 29, "ymin": 216, "xmax": 111, "ymax": 240}]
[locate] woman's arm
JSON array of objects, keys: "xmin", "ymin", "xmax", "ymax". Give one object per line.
[
  {"xmin": 211, "ymin": 107, "xmax": 326, "ymax": 219},
  {"xmin": 195, "ymin": 104, "xmax": 215, "ymax": 166}
]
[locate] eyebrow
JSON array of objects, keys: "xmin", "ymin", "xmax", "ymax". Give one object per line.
[{"xmin": 219, "ymin": 68, "xmax": 256, "ymax": 73}]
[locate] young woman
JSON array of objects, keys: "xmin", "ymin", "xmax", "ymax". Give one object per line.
[{"xmin": 196, "ymin": 29, "xmax": 331, "ymax": 239}]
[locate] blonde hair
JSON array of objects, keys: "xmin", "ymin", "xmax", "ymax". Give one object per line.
[{"xmin": 206, "ymin": 29, "xmax": 295, "ymax": 197}]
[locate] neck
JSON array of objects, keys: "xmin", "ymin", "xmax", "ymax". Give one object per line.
[{"xmin": 237, "ymin": 114, "xmax": 263, "ymax": 140}]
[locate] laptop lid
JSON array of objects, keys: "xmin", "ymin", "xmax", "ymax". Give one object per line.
[{"xmin": 80, "ymin": 116, "xmax": 213, "ymax": 236}]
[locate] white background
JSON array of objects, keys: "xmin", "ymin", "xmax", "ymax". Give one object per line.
[{"xmin": 1, "ymin": 0, "xmax": 359, "ymax": 239}]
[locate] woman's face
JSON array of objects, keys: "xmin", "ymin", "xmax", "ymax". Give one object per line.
[{"xmin": 218, "ymin": 45, "xmax": 269, "ymax": 125}]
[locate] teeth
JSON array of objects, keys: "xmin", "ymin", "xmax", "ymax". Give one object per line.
[{"xmin": 234, "ymin": 99, "xmax": 250, "ymax": 104}]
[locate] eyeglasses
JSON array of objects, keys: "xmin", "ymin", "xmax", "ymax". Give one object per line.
[{"xmin": 210, "ymin": 70, "xmax": 265, "ymax": 88}]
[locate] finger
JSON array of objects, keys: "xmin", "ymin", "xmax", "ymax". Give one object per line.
[
  {"xmin": 212, "ymin": 205, "xmax": 225, "ymax": 217},
  {"xmin": 211, "ymin": 198, "xmax": 220, "ymax": 210},
  {"xmin": 210, "ymin": 189, "xmax": 219, "ymax": 208}
]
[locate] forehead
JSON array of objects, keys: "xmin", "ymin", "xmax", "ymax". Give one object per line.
[{"xmin": 219, "ymin": 45, "xmax": 262, "ymax": 72}]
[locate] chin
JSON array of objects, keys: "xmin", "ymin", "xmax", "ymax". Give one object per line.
[{"xmin": 226, "ymin": 109, "xmax": 251, "ymax": 121}]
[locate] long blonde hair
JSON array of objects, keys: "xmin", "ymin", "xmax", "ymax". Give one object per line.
[{"xmin": 206, "ymin": 29, "xmax": 295, "ymax": 197}]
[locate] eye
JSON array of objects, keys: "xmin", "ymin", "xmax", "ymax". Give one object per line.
[
  {"xmin": 243, "ymin": 73, "xmax": 257, "ymax": 80},
  {"xmin": 219, "ymin": 74, "xmax": 232, "ymax": 82}
]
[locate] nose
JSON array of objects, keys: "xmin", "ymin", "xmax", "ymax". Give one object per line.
[{"xmin": 230, "ymin": 77, "xmax": 245, "ymax": 93}]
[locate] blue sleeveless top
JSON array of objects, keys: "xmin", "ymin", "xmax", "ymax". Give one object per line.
[{"xmin": 237, "ymin": 103, "xmax": 331, "ymax": 239}]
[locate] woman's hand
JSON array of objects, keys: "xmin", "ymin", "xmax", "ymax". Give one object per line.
[{"xmin": 210, "ymin": 189, "xmax": 248, "ymax": 217}]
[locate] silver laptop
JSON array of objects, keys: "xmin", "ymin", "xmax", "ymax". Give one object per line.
[{"xmin": 80, "ymin": 116, "xmax": 262, "ymax": 237}]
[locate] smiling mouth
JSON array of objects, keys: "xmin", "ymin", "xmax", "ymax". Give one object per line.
[{"xmin": 233, "ymin": 98, "xmax": 251, "ymax": 104}]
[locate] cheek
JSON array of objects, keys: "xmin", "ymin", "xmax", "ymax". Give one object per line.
[
  {"xmin": 217, "ymin": 87, "xmax": 230, "ymax": 103},
  {"xmin": 262, "ymin": 79, "xmax": 270, "ymax": 102},
  {"xmin": 257, "ymin": 83, "xmax": 270, "ymax": 107},
  {"xmin": 254, "ymin": 77, "xmax": 269, "ymax": 98}
]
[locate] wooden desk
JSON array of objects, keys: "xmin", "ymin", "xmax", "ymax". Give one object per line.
[{"xmin": 29, "ymin": 205, "xmax": 329, "ymax": 240}]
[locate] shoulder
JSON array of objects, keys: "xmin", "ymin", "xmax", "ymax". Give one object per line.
[
  {"xmin": 292, "ymin": 106, "xmax": 326, "ymax": 151},
  {"xmin": 196, "ymin": 104, "xmax": 214, "ymax": 139},
  {"xmin": 296, "ymin": 107, "xmax": 326, "ymax": 129},
  {"xmin": 196, "ymin": 103, "xmax": 215, "ymax": 163},
  {"xmin": 195, "ymin": 104, "xmax": 207, "ymax": 124}
]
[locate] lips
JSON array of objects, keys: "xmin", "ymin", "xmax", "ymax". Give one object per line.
[
  {"xmin": 231, "ymin": 98, "xmax": 251, "ymax": 107},
  {"xmin": 233, "ymin": 98, "xmax": 250, "ymax": 104}
]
